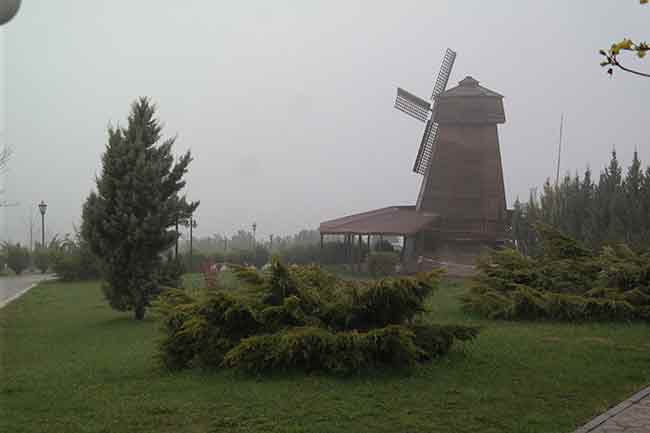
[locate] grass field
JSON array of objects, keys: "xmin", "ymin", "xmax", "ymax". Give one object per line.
[{"xmin": 1, "ymin": 278, "xmax": 649, "ymax": 433}]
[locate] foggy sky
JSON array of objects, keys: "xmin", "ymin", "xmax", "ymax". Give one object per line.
[{"xmin": 1, "ymin": 1, "xmax": 648, "ymax": 244}]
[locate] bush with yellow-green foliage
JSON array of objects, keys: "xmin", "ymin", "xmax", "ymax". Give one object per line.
[
  {"xmin": 156, "ymin": 259, "xmax": 478, "ymax": 373},
  {"xmin": 462, "ymin": 224, "xmax": 650, "ymax": 321},
  {"xmin": 368, "ymin": 251, "xmax": 400, "ymax": 277}
]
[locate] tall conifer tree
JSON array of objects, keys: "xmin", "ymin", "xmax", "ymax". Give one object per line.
[
  {"xmin": 82, "ymin": 98, "xmax": 198, "ymax": 319},
  {"xmin": 512, "ymin": 151, "xmax": 650, "ymax": 255}
]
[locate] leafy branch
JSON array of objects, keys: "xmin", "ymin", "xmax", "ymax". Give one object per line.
[{"xmin": 599, "ymin": 1, "xmax": 649, "ymax": 78}]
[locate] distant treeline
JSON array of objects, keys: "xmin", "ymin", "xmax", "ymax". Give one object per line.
[
  {"xmin": 181, "ymin": 230, "xmax": 400, "ymax": 272},
  {"xmin": 512, "ymin": 150, "xmax": 650, "ymax": 255}
]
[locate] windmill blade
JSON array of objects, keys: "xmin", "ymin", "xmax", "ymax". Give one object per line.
[
  {"xmin": 430, "ymin": 48, "xmax": 456, "ymax": 100},
  {"xmin": 412, "ymin": 120, "xmax": 439, "ymax": 175},
  {"xmin": 412, "ymin": 48, "xmax": 456, "ymax": 175},
  {"xmin": 394, "ymin": 87, "xmax": 430, "ymax": 123}
]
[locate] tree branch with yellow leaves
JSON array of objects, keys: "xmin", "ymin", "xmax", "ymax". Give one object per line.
[{"xmin": 599, "ymin": 0, "xmax": 649, "ymax": 78}]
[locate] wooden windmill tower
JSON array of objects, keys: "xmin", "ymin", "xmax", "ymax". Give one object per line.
[
  {"xmin": 319, "ymin": 49, "xmax": 509, "ymax": 270},
  {"xmin": 395, "ymin": 49, "xmax": 508, "ymax": 257}
]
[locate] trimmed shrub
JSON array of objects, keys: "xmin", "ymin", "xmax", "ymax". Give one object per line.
[
  {"xmin": 368, "ymin": 252, "xmax": 399, "ymax": 277},
  {"xmin": 462, "ymin": 225, "xmax": 650, "ymax": 321},
  {"xmin": 4, "ymin": 243, "xmax": 30, "ymax": 275},
  {"xmin": 410, "ymin": 324, "xmax": 480, "ymax": 360},
  {"xmin": 50, "ymin": 236, "xmax": 102, "ymax": 281},
  {"xmin": 223, "ymin": 327, "xmax": 339, "ymax": 373},
  {"xmin": 33, "ymin": 247, "xmax": 51, "ymax": 273},
  {"xmin": 157, "ymin": 259, "xmax": 475, "ymax": 374},
  {"xmin": 352, "ymin": 274, "xmax": 438, "ymax": 329},
  {"xmin": 156, "ymin": 291, "xmax": 261, "ymax": 370},
  {"xmin": 159, "ymin": 253, "xmax": 185, "ymax": 288},
  {"xmin": 223, "ymin": 324, "xmax": 479, "ymax": 374}
]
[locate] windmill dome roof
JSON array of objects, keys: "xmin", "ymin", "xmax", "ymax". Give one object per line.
[
  {"xmin": 438, "ymin": 76, "xmax": 503, "ymax": 98},
  {"xmin": 433, "ymin": 76, "xmax": 505, "ymax": 124},
  {"xmin": 459, "ymin": 76, "xmax": 479, "ymax": 86}
]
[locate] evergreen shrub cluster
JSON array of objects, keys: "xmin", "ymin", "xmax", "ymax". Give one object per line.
[
  {"xmin": 368, "ymin": 252, "xmax": 400, "ymax": 277},
  {"xmin": 2, "ymin": 243, "xmax": 30, "ymax": 275},
  {"xmin": 462, "ymin": 224, "xmax": 650, "ymax": 321},
  {"xmin": 157, "ymin": 260, "xmax": 478, "ymax": 374},
  {"xmin": 49, "ymin": 234, "xmax": 102, "ymax": 281}
]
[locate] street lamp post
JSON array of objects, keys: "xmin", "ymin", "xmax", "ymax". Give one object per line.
[
  {"xmin": 38, "ymin": 200, "xmax": 47, "ymax": 248},
  {"xmin": 251, "ymin": 222, "xmax": 257, "ymax": 267}
]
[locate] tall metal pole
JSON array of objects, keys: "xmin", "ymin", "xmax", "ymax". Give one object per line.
[
  {"xmin": 40, "ymin": 212, "xmax": 44, "ymax": 247},
  {"xmin": 38, "ymin": 200, "xmax": 47, "ymax": 248},
  {"xmin": 555, "ymin": 114, "xmax": 564, "ymax": 187},
  {"xmin": 189, "ymin": 216, "xmax": 194, "ymax": 270},
  {"xmin": 29, "ymin": 207, "xmax": 33, "ymax": 251}
]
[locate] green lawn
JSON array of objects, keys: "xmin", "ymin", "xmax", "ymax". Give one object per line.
[{"xmin": 1, "ymin": 279, "xmax": 648, "ymax": 433}]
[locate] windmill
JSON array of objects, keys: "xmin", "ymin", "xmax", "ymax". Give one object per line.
[
  {"xmin": 320, "ymin": 50, "xmax": 508, "ymax": 269},
  {"xmin": 394, "ymin": 48, "xmax": 457, "ymax": 176},
  {"xmin": 393, "ymin": 47, "xmax": 507, "ymax": 247}
]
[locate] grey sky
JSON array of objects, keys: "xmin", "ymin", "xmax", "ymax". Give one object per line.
[{"xmin": 1, "ymin": 1, "xmax": 648, "ymax": 244}]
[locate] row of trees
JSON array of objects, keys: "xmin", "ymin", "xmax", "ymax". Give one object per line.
[
  {"xmin": 182, "ymin": 236, "xmax": 398, "ymax": 274},
  {"xmin": 182, "ymin": 229, "xmax": 323, "ymax": 255},
  {"xmin": 512, "ymin": 151, "xmax": 650, "ymax": 255},
  {"xmin": 186, "ymin": 228, "xmax": 399, "ymax": 267}
]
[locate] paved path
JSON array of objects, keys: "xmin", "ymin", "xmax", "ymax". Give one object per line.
[
  {"xmin": 573, "ymin": 387, "xmax": 650, "ymax": 433},
  {"xmin": 0, "ymin": 274, "xmax": 53, "ymax": 308}
]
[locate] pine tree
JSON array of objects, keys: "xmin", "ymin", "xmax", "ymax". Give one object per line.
[
  {"xmin": 580, "ymin": 167, "xmax": 596, "ymax": 246},
  {"xmin": 512, "ymin": 151, "xmax": 650, "ymax": 255},
  {"xmin": 623, "ymin": 151, "xmax": 644, "ymax": 246},
  {"xmin": 640, "ymin": 166, "xmax": 650, "ymax": 247},
  {"xmin": 82, "ymin": 98, "xmax": 199, "ymax": 319}
]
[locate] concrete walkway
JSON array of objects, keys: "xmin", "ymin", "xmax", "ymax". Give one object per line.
[
  {"xmin": 573, "ymin": 387, "xmax": 650, "ymax": 433},
  {"xmin": 0, "ymin": 274, "xmax": 54, "ymax": 308}
]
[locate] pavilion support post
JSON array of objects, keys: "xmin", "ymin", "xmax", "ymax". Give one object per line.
[
  {"xmin": 320, "ymin": 233, "xmax": 324, "ymax": 249},
  {"xmin": 358, "ymin": 233, "xmax": 362, "ymax": 273},
  {"xmin": 400, "ymin": 235, "xmax": 406, "ymax": 263},
  {"xmin": 348, "ymin": 234, "xmax": 353, "ymax": 269},
  {"xmin": 349, "ymin": 234, "xmax": 354, "ymax": 270},
  {"xmin": 351, "ymin": 234, "xmax": 355, "ymax": 269},
  {"xmin": 367, "ymin": 234, "xmax": 371, "ymax": 254},
  {"xmin": 345, "ymin": 235, "xmax": 350, "ymax": 267}
]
